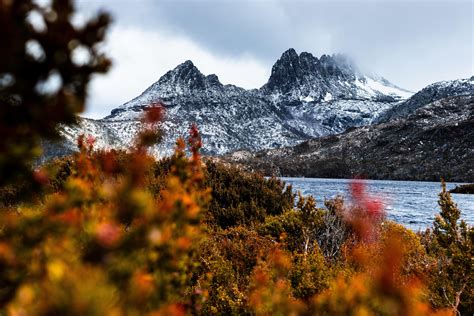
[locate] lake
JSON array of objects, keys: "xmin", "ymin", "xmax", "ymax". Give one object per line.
[{"xmin": 282, "ymin": 177, "xmax": 474, "ymax": 231}]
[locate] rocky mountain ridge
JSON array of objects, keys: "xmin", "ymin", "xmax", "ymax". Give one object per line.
[
  {"xmin": 50, "ymin": 49, "xmax": 416, "ymax": 158},
  {"xmin": 378, "ymin": 77, "xmax": 474, "ymax": 122},
  {"xmin": 261, "ymin": 49, "xmax": 411, "ymax": 103}
]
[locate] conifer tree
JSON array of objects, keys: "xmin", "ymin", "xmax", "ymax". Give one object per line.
[{"xmin": 430, "ymin": 181, "xmax": 473, "ymax": 314}]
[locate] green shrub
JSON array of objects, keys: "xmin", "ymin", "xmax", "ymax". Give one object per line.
[
  {"xmin": 421, "ymin": 181, "xmax": 473, "ymax": 314},
  {"xmin": 204, "ymin": 161, "xmax": 294, "ymax": 228}
]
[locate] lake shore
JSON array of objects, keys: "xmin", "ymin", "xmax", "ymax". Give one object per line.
[{"xmin": 281, "ymin": 177, "xmax": 474, "ymax": 231}]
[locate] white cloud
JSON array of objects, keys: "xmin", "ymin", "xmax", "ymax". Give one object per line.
[{"xmin": 83, "ymin": 25, "xmax": 269, "ymax": 119}]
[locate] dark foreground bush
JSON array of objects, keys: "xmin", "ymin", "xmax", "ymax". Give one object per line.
[{"xmin": 204, "ymin": 161, "xmax": 294, "ymax": 229}]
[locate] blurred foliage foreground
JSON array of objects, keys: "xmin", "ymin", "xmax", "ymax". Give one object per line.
[
  {"xmin": 1, "ymin": 123, "xmax": 473, "ymax": 316},
  {"xmin": 0, "ymin": 0, "xmax": 473, "ymax": 315}
]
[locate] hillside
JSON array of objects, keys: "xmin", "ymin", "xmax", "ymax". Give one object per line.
[{"xmin": 223, "ymin": 95, "xmax": 474, "ymax": 182}]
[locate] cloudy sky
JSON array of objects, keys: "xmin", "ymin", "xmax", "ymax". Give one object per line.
[{"xmin": 75, "ymin": 0, "xmax": 473, "ymax": 119}]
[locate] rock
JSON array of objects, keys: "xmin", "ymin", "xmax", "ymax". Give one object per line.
[{"xmin": 449, "ymin": 184, "xmax": 474, "ymax": 194}]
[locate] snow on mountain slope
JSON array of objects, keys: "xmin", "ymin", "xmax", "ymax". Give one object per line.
[
  {"xmin": 40, "ymin": 118, "xmax": 134, "ymax": 163},
  {"xmin": 261, "ymin": 49, "xmax": 412, "ymax": 103},
  {"xmin": 223, "ymin": 95, "xmax": 474, "ymax": 182},
  {"xmin": 283, "ymin": 99, "xmax": 394, "ymax": 137},
  {"xmin": 378, "ymin": 76, "xmax": 474, "ymax": 122},
  {"xmin": 60, "ymin": 119, "xmax": 128, "ymax": 150},
  {"xmin": 354, "ymin": 76, "xmax": 413, "ymax": 100},
  {"xmin": 52, "ymin": 49, "xmax": 417, "ymax": 157}
]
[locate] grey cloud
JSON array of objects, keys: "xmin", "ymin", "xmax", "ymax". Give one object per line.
[{"xmin": 77, "ymin": 0, "xmax": 473, "ymax": 91}]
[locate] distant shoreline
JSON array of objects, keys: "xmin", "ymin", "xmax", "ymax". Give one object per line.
[
  {"xmin": 277, "ymin": 176, "xmax": 471, "ymax": 185},
  {"xmin": 449, "ymin": 183, "xmax": 474, "ymax": 194}
]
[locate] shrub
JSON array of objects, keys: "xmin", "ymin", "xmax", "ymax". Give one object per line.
[
  {"xmin": 197, "ymin": 226, "xmax": 275, "ymax": 314},
  {"xmin": 204, "ymin": 161, "xmax": 294, "ymax": 229},
  {"xmin": 290, "ymin": 249, "xmax": 331, "ymax": 300},
  {"xmin": 0, "ymin": 119, "xmax": 212, "ymax": 314},
  {"xmin": 421, "ymin": 181, "xmax": 473, "ymax": 314}
]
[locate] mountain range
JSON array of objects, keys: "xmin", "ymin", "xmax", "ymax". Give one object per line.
[
  {"xmin": 41, "ymin": 49, "xmax": 474, "ymax": 181},
  {"xmin": 43, "ymin": 49, "xmax": 410, "ymax": 156}
]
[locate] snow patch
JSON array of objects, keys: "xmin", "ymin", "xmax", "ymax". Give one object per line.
[
  {"xmin": 323, "ymin": 92, "xmax": 333, "ymax": 102},
  {"xmin": 300, "ymin": 95, "xmax": 315, "ymax": 102},
  {"xmin": 365, "ymin": 77, "xmax": 413, "ymax": 99},
  {"xmin": 355, "ymin": 77, "xmax": 412, "ymax": 99}
]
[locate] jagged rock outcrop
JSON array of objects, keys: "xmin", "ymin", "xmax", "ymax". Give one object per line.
[{"xmin": 261, "ymin": 48, "xmax": 411, "ymax": 103}]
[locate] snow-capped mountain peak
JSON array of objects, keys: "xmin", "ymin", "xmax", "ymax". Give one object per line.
[
  {"xmin": 108, "ymin": 61, "xmax": 228, "ymax": 118},
  {"xmin": 261, "ymin": 48, "xmax": 412, "ymax": 103},
  {"xmin": 146, "ymin": 60, "xmax": 224, "ymax": 95},
  {"xmin": 96, "ymin": 49, "xmax": 420, "ymax": 155},
  {"xmin": 52, "ymin": 49, "xmax": 468, "ymax": 161}
]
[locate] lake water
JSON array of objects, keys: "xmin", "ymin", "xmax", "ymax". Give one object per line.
[{"xmin": 282, "ymin": 177, "xmax": 474, "ymax": 231}]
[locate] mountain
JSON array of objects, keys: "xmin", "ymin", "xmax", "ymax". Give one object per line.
[
  {"xmin": 378, "ymin": 76, "xmax": 474, "ymax": 122},
  {"xmin": 49, "ymin": 49, "xmax": 413, "ymax": 158},
  {"xmin": 40, "ymin": 118, "xmax": 125, "ymax": 163},
  {"xmin": 222, "ymin": 94, "xmax": 474, "ymax": 182},
  {"xmin": 261, "ymin": 49, "xmax": 411, "ymax": 103}
]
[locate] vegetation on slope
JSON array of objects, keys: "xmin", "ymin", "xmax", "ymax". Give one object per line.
[{"xmin": 2, "ymin": 141, "xmax": 473, "ymax": 314}]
